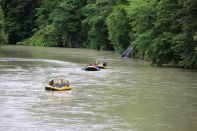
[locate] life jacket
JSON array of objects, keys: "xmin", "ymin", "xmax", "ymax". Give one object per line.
[{"xmin": 61, "ymin": 80, "xmax": 65, "ymax": 86}]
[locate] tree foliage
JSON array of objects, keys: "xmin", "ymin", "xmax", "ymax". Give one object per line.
[
  {"xmin": 19, "ymin": 0, "xmax": 87, "ymax": 47},
  {"xmin": 1, "ymin": 0, "xmax": 40, "ymax": 44},
  {"xmin": 106, "ymin": 5, "xmax": 130, "ymax": 53},
  {"xmin": 0, "ymin": 4, "xmax": 7, "ymax": 45},
  {"xmin": 52, "ymin": 0, "xmax": 87, "ymax": 47},
  {"xmin": 1, "ymin": 0, "xmax": 197, "ymax": 69},
  {"xmin": 126, "ymin": 0, "xmax": 197, "ymax": 68},
  {"xmin": 82, "ymin": 0, "xmax": 115, "ymax": 50}
]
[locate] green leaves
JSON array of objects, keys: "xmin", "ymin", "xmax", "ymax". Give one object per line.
[
  {"xmin": 106, "ymin": 5, "xmax": 130, "ymax": 54},
  {"xmin": 20, "ymin": 0, "xmax": 87, "ymax": 47},
  {"xmin": 82, "ymin": 0, "xmax": 113, "ymax": 50},
  {"xmin": 126, "ymin": 0, "xmax": 197, "ymax": 68},
  {"xmin": 0, "ymin": 4, "xmax": 7, "ymax": 45},
  {"xmin": 1, "ymin": 0, "xmax": 40, "ymax": 44},
  {"xmin": 2, "ymin": 0, "xmax": 196, "ymax": 69}
]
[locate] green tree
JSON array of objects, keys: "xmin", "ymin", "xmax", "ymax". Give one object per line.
[
  {"xmin": 21, "ymin": 0, "xmax": 87, "ymax": 47},
  {"xmin": 1, "ymin": 0, "xmax": 40, "ymax": 44},
  {"xmin": 0, "ymin": 4, "xmax": 7, "ymax": 45},
  {"xmin": 25, "ymin": 0, "xmax": 62, "ymax": 47},
  {"xmin": 175, "ymin": 0, "xmax": 197, "ymax": 68},
  {"xmin": 147, "ymin": 0, "xmax": 181, "ymax": 66},
  {"xmin": 127, "ymin": 0, "xmax": 197, "ymax": 68},
  {"xmin": 21, "ymin": 0, "xmax": 61, "ymax": 47},
  {"xmin": 82, "ymin": 0, "xmax": 115, "ymax": 50},
  {"xmin": 106, "ymin": 5, "xmax": 131, "ymax": 54},
  {"xmin": 52, "ymin": 0, "xmax": 87, "ymax": 47},
  {"xmin": 126, "ymin": 0, "xmax": 157, "ymax": 59}
]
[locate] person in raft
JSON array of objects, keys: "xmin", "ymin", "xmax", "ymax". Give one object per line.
[
  {"xmin": 49, "ymin": 78, "xmax": 55, "ymax": 86},
  {"xmin": 49, "ymin": 79, "xmax": 70, "ymax": 88},
  {"xmin": 85, "ymin": 63, "xmax": 96, "ymax": 68},
  {"xmin": 96, "ymin": 60, "xmax": 107, "ymax": 66}
]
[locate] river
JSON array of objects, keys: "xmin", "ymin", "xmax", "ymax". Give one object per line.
[{"xmin": 0, "ymin": 45, "xmax": 197, "ymax": 131}]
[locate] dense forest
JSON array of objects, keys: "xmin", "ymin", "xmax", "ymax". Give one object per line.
[
  {"xmin": 0, "ymin": 0, "xmax": 196, "ymax": 69},
  {"xmin": 0, "ymin": 3, "xmax": 6, "ymax": 45}
]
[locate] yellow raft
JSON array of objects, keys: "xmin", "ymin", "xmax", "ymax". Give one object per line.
[
  {"xmin": 97, "ymin": 64, "xmax": 107, "ymax": 69},
  {"xmin": 45, "ymin": 85, "xmax": 72, "ymax": 91}
]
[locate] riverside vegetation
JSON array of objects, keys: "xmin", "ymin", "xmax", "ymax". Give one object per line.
[{"xmin": 0, "ymin": 0, "xmax": 196, "ymax": 69}]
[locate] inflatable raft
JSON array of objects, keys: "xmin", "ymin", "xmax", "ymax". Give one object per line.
[
  {"xmin": 96, "ymin": 64, "xmax": 107, "ymax": 69},
  {"xmin": 82, "ymin": 65, "xmax": 100, "ymax": 71},
  {"xmin": 45, "ymin": 85, "xmax": 72, "ymax": 91}
]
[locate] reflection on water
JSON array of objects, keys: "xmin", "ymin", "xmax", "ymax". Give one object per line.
[
  {"xmin": 0, "ymin": 46, "xmax": 197, "ymax": 131},
  {"xmin": 49, "ymin": 90, "xmax": 72, "ymax": 97}
]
